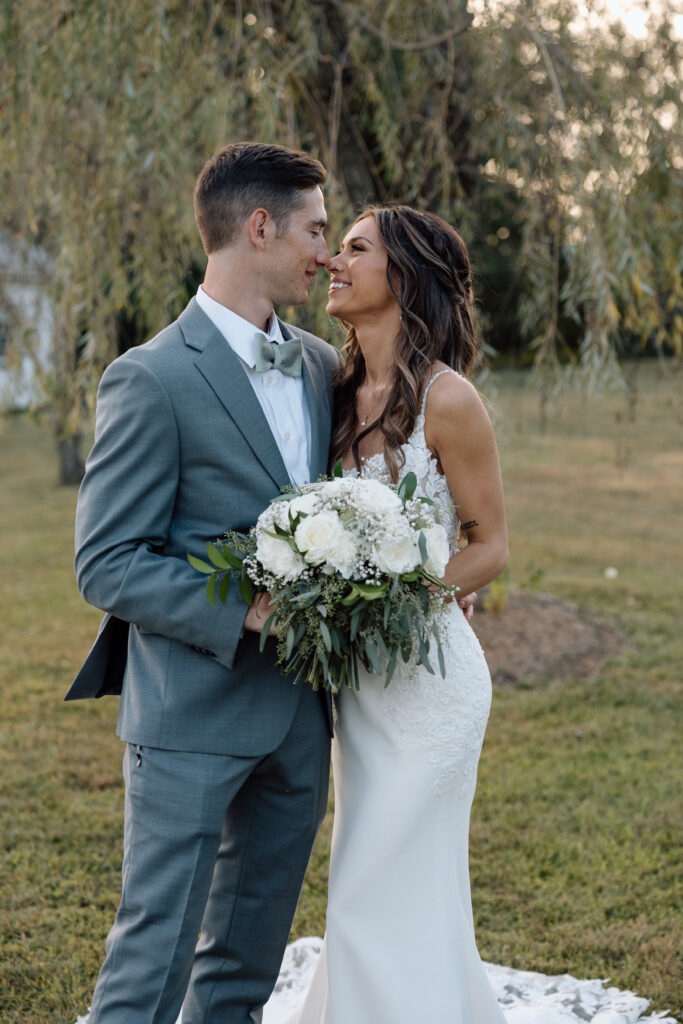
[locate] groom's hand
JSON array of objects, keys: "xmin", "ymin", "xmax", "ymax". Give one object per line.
[
  {"xmin": 243, "ymin": 591, "xmax": 278, "ymax": 636},
  {"xmin": 458, "ymin": 592, "xmax": 477, "ymax": 622}
]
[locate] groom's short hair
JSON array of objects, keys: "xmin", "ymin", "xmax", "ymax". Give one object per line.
[{"xmin": 194, "ymin": 142, "xmax": 327, "ymax": 253}]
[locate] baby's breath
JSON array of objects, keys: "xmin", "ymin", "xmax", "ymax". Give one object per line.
[{"xmin": 188, "ymin": 471, "xmax": 456, "ymax": 691}]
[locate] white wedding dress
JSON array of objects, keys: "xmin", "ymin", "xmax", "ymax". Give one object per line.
[{"xmin": 270, "ymin": 369, "xmax": 512, "ymax": 1023}]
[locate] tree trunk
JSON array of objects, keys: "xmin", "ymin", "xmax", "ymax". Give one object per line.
[{"xmin": 56, "ymin": 430, "xmax": 85, "ymax": 485}]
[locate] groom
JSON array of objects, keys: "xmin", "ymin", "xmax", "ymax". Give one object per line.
[{"xmin": 66, "ymin": 142, "xmax": 338, "ymax": 1023}]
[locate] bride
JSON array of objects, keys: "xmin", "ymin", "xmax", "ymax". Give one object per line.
[{"xmin": 274, "ymin": 204, "xmax": 509, "ymax": 1023}]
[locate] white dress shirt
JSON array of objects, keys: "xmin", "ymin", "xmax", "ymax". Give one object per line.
[{"xmin": 195, "ymin": 286, "xmax": 312, "ymax": 486}]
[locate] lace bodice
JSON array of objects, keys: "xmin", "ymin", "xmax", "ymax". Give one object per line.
[{"xmin": 344, "ymin": 369, "xmax": 461, "ymax": 554}]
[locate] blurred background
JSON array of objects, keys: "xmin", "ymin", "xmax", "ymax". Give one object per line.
[
  {"xmin": 0, "ymin": 2, "xmax": 681, "ymax": 1022},
  {"xmin": 1, "ymin": 0, "xmax": 681, "ymax": 478}
]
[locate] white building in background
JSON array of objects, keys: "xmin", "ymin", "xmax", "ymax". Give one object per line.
[{"xmin": 0, "ymin": 234, "xmax": 52, "ymax": 410}]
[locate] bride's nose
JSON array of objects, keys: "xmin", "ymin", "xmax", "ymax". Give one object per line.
[{"xmin": 328, "ymin": 253, "xmax": 343, "ymax": 273}]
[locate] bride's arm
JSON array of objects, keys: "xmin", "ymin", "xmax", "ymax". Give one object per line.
[{"xmin": 424, "ymin": 372, "xmax": 508, "ymax": 597}]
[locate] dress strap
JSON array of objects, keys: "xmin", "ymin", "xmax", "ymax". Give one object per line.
[{"xmin": 420, "ymin": 368, "xmax": 459, "ymax": 416}]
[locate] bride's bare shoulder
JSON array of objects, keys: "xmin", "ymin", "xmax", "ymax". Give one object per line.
[{"xmin": 425, "ymin": 362, "xmax": 481, "ymax": 413}]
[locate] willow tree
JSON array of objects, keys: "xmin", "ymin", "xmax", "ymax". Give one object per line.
[{"xmin": 1, "ymin": 0, "xmax": 680, "ymax": 481}]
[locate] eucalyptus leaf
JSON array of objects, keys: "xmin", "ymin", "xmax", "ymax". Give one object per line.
[
  {"xmin": 206, "ymin": 574, "xmax": 217, "ymax": 607},
  {"xmin": 398, "ymin": 471, "xmax": 417, "ymax": 502},
  {"xmin": 259, "ymin": 612, "xmax": 276, "ymax": 653},
  {"xmin": 319, "ymin": 619, "xmax": 332, "ymax": 651},
  {"xmin": 365, "ymin": 642, "xmax": 382, "ymax": 674},
  {"xmin": 437, "ymin": 638, "xmax": 446, "ymax": 678},
  {"xmin": 385, "ymin": 646, "xmax": 398, "ymax": 688},
  {"xmin": 374, "ymin": 628, "xmax": 389, "ymax": 662},
  {"xmin": 219, "ymin": 573, "xmax": 231, "ymax": 604},
  {"xmin": 330, "ymin": 626, "xmax": 343, "ymax": 658},
  {"xmin": 418, "ymin": 641, "xmax": 435, "ymax": 675}
]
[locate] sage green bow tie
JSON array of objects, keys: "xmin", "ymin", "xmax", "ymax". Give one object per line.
[{"xmin": 253, "ymin": 333, "xmax": 303, "ymax": 377}]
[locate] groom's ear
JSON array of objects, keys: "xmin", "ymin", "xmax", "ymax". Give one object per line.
[{"xmin": 248, "ymin": 208, "xmax": 276, "ymax": 250}]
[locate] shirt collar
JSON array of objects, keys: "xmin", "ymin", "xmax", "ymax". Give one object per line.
[{"xmin": 196, "ymin": 285, "xmax": 284, "ymax": 368}]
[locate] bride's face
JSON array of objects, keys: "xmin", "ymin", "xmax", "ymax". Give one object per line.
[{"xmin": 326, "ymin": 215, "xmax": 398, "ymax": 323}]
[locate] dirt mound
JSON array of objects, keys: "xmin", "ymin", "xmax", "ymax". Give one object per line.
[{"xmin": 470, "ymin": 591, "xmax": 625, "ymax": 686}]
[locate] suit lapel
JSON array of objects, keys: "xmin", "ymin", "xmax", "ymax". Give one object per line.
[{"xmin": 179, "ymin": 299, "xmax": 290, "ymax": 490}]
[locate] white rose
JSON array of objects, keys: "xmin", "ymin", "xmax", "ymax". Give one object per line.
[
  {"xmin": 295, "ymin": 510, "xmax": 346, "ymax": 566},
  {"xmin": 353, "ymin": 478, "xmax": 403, "ymax": 515},
  {"xmin": 289, "ymin": 491, "xmax": 320, "ymax": 516},
  {"xmin": 255, "ymin": 530, "xmax": 305, "ymax": 581},
  {"xmin": 326, "ymin": 528, "xmax": 358, "ymax": 579},
  {"xmin": 372, "ymin": 526, "xmax": 420, "ymax": 575},
  {"xmin": 421, "ymin": 524, "xmax": 449, "ymax": 577}
]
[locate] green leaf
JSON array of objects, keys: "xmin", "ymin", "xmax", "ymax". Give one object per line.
[
  {"xmin": 437, "ymin": 637, "xmax": 446, "ymax": 678},
  {"xmin": 239, "ymin": 574, "xmax": 254, "ymax": 605},
  {"xmin": 365, "ymin": 642, "xmax": 382, "ymax": 674},
  {"xmin": 332, "ymin": 459, "xmax": 344, "ymax": 478},
  {"xmin": 206, "ymin": 574, "xmax": 217, "ymax": 607},
  {"xmin": 350, "ymin": 605, "xmax": 364, "ymax": 641},
  {"xmin": 352, "ymin": 582, "xmax": 387, "ymax": 600},
  {"xmin": 221, "ymin": 548, "xmax": 245, "ymax": 570},
  {"xmin": 418, "ymin": 531, "xmax": 428, "ymax": 565},
  {"xmin": 351, "ymin": 648, "xmax": 360, "ymax": 690},
  {"xmin": 206, "ymin": 543, "xmax": 231, "ymax": 569},
  {"xmin": 219, "ymin": 573, "xmax": 231, "ymax": 604},
  {"xmin": 398, "ymin": 471, "xmax": 417, "ymax": 502},
  {"xmin": 267, "ymin": 526, "xmax": 300, "ymax": 552},
  {"xmin": 187, "ymin": 553, "xmax": 215, "ymax": 574},
  {"xmin": 385, "ymin": 646, "xmax": 398, "ymax": 687},
  {"xmin": 319, "ymin": 619, "xmax": 332, "ymax": 651},
  {"xmin": 259, "ymin": 612, "xmax": 276, "ymax": 652},
  {"xmin": 418, "ymin": 640, "xmax": 435, "ymax": 675},
  {"xmin": 330, "ymin": 625, "xmax": 343, "ymax": 658},
  {"xmin": 285, "ymin": 624, "xmax": 295, "ymax": 659}
]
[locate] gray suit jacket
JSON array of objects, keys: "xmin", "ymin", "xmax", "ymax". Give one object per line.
[{"xmin": 66, "ymin": 298, "xmax": 338, "ymax": 755}]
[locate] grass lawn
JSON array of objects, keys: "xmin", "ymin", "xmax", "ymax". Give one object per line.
[{"xmin": 0, "ymin": 360, "xmax": 681, "ymax": 1022}]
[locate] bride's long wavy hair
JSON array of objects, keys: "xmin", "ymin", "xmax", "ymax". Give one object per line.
[{"xmin": 329, "ymin": 205, "xmax": 478, "ymax": 482}]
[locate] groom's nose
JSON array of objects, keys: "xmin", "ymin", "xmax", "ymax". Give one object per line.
[{"xmin": 315, "ymin": 236, "xmax": 331, "ymax": 266}]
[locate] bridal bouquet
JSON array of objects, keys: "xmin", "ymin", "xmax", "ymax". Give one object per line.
[{"xmin": 188, "ymin": 467, "xmax": 457, "ymax": 691}]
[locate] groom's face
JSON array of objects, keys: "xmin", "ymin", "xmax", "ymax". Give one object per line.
[{"xmin": 266, "ymin": 186, "xmax": 329, "ymax": 306}]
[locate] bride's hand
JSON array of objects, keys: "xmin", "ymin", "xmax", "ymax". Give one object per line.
[
  {"xmin": 458, "ymin": 591, "xmax": 477, "ymax": 622},
  {"xmin": 243, "ymin": 591, "xmax": 278, "ymax": 635}
]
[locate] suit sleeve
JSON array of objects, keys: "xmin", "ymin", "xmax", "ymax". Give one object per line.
[{"xmin": 74, "ymin": 356, "xmax": 247, "ymax": 669}]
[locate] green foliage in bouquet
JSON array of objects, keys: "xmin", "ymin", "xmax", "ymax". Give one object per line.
[{"xmin": 188, "ymin": 468, "xmax": 457, "ymax": 692}]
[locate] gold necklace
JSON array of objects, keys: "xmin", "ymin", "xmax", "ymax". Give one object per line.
[{"xmin": 357, "ymin": 382, "xmax": 391, "ymax": 428}]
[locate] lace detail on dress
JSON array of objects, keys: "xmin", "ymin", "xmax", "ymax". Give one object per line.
[
  {"xmin": 345, "ymin": 368, "xmax": 492, "ymax": 798},
  {"xmin": 381, "ymin": 610, "xmax": 492, "ymax": 797},
  {"xmin": 347, "ymin": 368, "xmax": 463, "ymax": 556}
]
